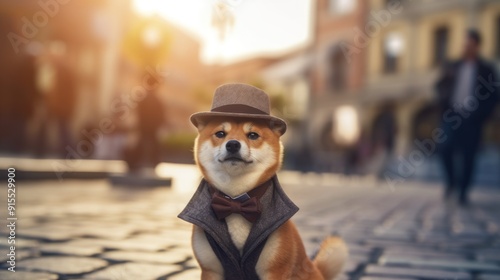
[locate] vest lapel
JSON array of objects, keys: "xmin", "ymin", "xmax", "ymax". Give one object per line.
[
  {"xmin": 178, "ymin": 180, "xmax": 241, "ymax": 267},
  {"xmin": 241, "ymin": 176, "xmax": 299, "ymax": 262}
]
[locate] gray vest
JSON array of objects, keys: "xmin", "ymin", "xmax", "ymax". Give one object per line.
[{"xmin": 178, "ymin": 175, "xmax": 299, "ymax": 280}]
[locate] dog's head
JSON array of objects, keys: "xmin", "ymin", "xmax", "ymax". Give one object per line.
[{"xmin": 194, "ymin": 117, "xmax": 283, "ymax": 196}]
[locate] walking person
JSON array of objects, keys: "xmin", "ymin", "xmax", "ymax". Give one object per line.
[{"xmin": 435, "ymin": 29, "xmax": 499, "ymax": 207}]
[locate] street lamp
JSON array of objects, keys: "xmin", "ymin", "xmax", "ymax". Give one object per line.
[{"xmin": 122, "ymin": 16, "xmax": 171, "ymax": 67}]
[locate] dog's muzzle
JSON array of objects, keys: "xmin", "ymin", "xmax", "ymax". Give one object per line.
[{"xmin": 219, "ymin": 140, "xmax": 253, "ymax": 164}]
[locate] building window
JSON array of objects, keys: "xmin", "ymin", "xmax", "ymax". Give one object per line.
[
  {"xmin": 334, "ymin": 106, "xmax": 360, "ymax": 146},
  {"xmin": 433, "ymin": 26, "xmax": 449, "ymax": 66},
  {"xmin": 496, "ymin": 15, "xmax": 500, "ymax": 58},
  {"xmin": 383, "ymin": 32, "xmax": 404, "ymax": 74},
  {"xmin": 287, "ymin": 79, "xmax": 309, "ymax": 118},
  {"xmin": 329, "ymin": 0, "xmax": 356, "ymax": 15},
  {"xmin": 329, "ymin": 48, "xmax": 347, "ymax": 91}
]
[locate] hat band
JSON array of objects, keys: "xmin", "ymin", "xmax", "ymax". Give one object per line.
[{"xmin": 212, "ymin": 104, "xmax": 268, "ymax": 115}]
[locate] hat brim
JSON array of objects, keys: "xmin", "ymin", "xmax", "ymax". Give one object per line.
[{"xmin": 190, "ymin": 111, "xmax": 287, "ymax": 135}]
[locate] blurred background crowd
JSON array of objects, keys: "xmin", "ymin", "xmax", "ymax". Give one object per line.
[{"xmin": 1, "ymin": 0, "xmax": 499, "ymax": 186}]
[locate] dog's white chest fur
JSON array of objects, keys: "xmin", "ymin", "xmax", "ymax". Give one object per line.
[{"xmin": 226, "ymin": 214, "xmax": 252, "ymax": 253}]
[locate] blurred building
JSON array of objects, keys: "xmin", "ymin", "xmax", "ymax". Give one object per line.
[
  {"xmin": 220, "ymin": 0, "xmax": 500, "ymax": 180},
  {"xmin": 1, "ymin": 0, "xmax": 211, "ymax": 159},
  {"xmin": 3, "ymin": 0, "xmax": 499, "ymax": 175},
  {"xmin": 208, "ymin": 57, "xmax": 281, "ymax": 84},
  {"xmin": 0, "ymin": 0, "xmax": 130, "ymax": 155},
  {"xmin": 262, "ymin": 0, "xmax": 368, "ymax": 172},
  {"xmin": 365, "ymin": 0, "xmax": 500, "ymax": 153},
  {"xmin": 362, "ymin": 0, "xmax": 500, "ymax": 182}
]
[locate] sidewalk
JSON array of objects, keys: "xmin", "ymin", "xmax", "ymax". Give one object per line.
[{"xmin": 0, "ymin": 164, "xmax": 499, "ymax": 279}]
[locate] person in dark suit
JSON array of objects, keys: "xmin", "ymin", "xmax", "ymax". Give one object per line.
[{"xmin": 435, "ymin": 29, "xmax": 499, "ymax": 206}]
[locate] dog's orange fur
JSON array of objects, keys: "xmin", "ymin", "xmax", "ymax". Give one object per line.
[{"xmin": 192, "ymin": 117, "xmax": 348, "ymax": 280}]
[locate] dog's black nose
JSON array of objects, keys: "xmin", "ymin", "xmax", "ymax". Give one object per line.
[{"xmin": 226, "ymin": 140, "xmax": 241, "ymax": 154}]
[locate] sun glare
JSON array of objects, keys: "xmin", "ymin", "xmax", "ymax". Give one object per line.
[
  {"xmin": 132, "ymin": 0, "xmax": 195, "ymax": 18},
  {"xmin": 130, "ymin": 0, "xmax": 312, "ymax": 64},
  {"xmin": 142, "ymin": 26, "xmax": 162, "ymax": 47},
  {"xmin": 132, "ymin": 0, "xmax": 166, "ymax": 16}
]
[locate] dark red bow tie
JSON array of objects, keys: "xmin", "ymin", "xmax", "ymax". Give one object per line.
[
  {"xmin": 209, "ymin": 180, "xmax": 271, "ymax": 223},
  {"xmin": 211, "ymin": 194, "xmax": 261, "ymax": 223}
]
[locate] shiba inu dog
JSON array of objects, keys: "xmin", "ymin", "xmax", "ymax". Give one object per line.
[{"xmin": 179, "ymin": 84, "xmax": 347, "ymax": 280}]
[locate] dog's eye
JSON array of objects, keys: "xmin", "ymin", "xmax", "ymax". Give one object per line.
[
  {"xmin": 215, "ymin": 131, "xmax": 226, "ymax": 138},
  {"xmin": 247, "ymin": 132, "xmax": 260, "ymax": 140}
]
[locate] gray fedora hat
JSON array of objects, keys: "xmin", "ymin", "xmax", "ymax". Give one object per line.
[{"xmin": 190, "ymin": 83, "xmax": 287, "ymax": 135}]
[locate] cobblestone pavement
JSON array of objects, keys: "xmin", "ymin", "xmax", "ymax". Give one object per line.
[{"xmin": 1, "ymin": 165, "xmax": 500, "ymax": 280}]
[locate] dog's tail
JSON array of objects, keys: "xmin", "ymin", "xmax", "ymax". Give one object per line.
[{"xmin": 313, "ymin": 236, "xmax": 348, "ymax": 280}]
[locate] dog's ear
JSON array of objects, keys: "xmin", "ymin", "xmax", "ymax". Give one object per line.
[
  {"xmin": 196, "ymin": 122, "xmax": 206, "ymax": 132},
  {"xmin": 269, "ymin": 120, "xmax": 286, "ymax": 137},
  {"xmin": 194, "ymin": 120, "xmax": 207, "ymax": 132}
]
